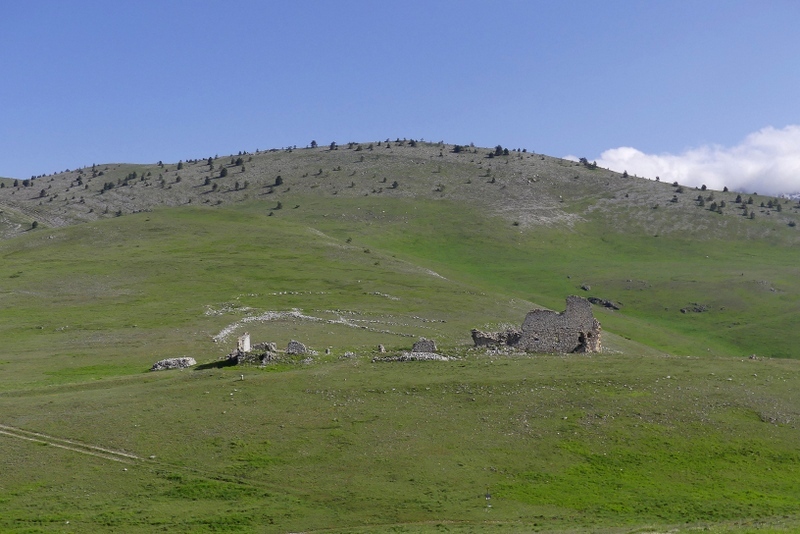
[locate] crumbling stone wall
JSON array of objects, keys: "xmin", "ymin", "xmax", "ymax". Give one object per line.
[
  {"xmin": 517, "ymin": 296, "xmax": 601, "ymax": 353},
  {"xmin": 412, "ymin": 338, "xmax": 437, "ymax": 352},
  {"xmin": 471, "ymin": 328, "xmax": 521, "ymax": 347},
  {"xmin": 473, "ymin": 296, "xmax": 601, "ymax": 353}
]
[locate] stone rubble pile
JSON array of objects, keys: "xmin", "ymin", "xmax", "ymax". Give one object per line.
[{"xmin": 150, "ymin": 357, "xmax": 196, "ymax": 371}]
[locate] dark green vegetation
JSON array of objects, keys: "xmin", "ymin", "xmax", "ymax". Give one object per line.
[{"xmin": 1, "ymin": 141, "xmax": 800, "ymax": 532}]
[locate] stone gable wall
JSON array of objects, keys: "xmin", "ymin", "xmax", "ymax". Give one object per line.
[{"xmin": 517, "ymin": 296, "xmax": 601, "ymax": 353}]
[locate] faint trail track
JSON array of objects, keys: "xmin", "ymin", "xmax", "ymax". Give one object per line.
[
  {"xmin": 0, "ymin": 423, "xmax": 139, "ymax": 464},
  {"xmin": 0, "ymin": 422, "xmax": 309, "ymax": 493}
]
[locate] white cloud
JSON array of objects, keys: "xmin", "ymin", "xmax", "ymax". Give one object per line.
[{"xmin": 591, "ymin": 125, "xmax": 800, "ymax": 196}]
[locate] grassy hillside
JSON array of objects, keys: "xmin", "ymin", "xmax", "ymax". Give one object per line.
[{"xmin": 2, "ymin": 142, "xmax": 800, "ymax": 532}]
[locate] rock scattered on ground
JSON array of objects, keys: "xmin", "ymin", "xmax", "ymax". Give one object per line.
[
  {"xmin": 587, "ymin": 297, "xmax": 621, "ymax": 310},
  {"xmin": 471, "ymin": 328, "xmax": 521, "ymax": 346},
  {"xmin": 253, "ymin": 341, "xmax": 277, "ymax": 352},
  {"xmin": 286, "ymin": 340, "xmax": 308, "ymax": 354},
  {"xmin": 680, "ymin": 303, "xmax": 709, "ymax": 313},
  {"xmin": 373, "ymin": 351, "xmax": 450, "ymax": 362},
  {"xmin": 412, "ymin": 338, "xmax": 437, "ymax": 352},
  {"xmin": 151, "ymin": 357, "xmax": 196, "ymax": 371}
]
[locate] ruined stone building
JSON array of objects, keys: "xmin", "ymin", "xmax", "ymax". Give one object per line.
[
  {"xmin": 237, "ymin": 332, "xmax": 251, "ymax": 353},
  {"xmin": 472, "ymin": 296, "xmax": 601, "ymax": 353}
]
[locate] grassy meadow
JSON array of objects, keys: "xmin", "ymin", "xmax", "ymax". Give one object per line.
[{"xmin": 2, "ymin": 142, "xmax": 800, "ymax": 532}]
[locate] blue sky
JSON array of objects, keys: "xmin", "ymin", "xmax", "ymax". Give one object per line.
[{"xmin": 2, "ymin": 1, "xmax": 799, "ymax": 194}]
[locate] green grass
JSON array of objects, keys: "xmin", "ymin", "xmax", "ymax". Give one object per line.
[{"xmin": 2, "ymin": 143, "xmax": 800, "ymax": 532}]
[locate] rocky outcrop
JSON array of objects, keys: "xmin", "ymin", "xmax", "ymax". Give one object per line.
[{"xmin": 151, "ymin": 357, "xmax": 196, "ymax": 371}]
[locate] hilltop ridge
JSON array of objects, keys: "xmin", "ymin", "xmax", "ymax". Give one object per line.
[{"xmin": 2, "ymin": 140, "xmax": 798, "ymax": 242}]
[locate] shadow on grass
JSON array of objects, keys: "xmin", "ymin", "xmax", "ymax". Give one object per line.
[{"xmin": 195, "ymin": 359, "xmax": 236, "ymax": 371}]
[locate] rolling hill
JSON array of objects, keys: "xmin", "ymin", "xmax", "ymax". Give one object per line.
[{"xmin": 1, "ymin": 140, "xmax": 800, "ymax": 533}]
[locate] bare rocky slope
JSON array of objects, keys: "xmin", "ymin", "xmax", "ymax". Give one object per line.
[{"xmin": 2, "ymin": 140, "xmax": 798, "ymax": 242}]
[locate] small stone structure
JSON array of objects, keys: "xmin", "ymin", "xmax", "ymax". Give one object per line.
[
  {"xmin": 412, "ymin": 338, "xmax": 437, "ymax": 352},
  {"xmin": 471, "ymin": 328, "xmax": 521, "ymax": 347},
  {"xmin": 151, "ymin": 357, "xmax": 196, "ymax": 371},
  {"xmin": 472, "ymin": 296, "xmax": 601, "ymax": 353},
  {"xmin": 253, "ymin": 341, "xmax": 277, "ymax": 352},
  {"xmin": 286, "ymin": 340, "xmax": 308, "ymax": 355},
  {"xmin": 237, "ymin": 333, "xmax": 251, "ymax": 353},
  {"xmin": 224, "ymin": 336, "xmax": 317, "ymax": 366}
]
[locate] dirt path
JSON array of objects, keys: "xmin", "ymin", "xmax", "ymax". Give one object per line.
[{"xmin": 0, "ymin": 423, "xmax": 140, "ymax": 464}]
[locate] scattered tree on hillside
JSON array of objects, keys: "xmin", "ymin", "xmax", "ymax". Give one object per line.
[
  {"xmin": 310, "ymin": 140, "xmax": 317, "ymax": 148},
  {"xmin": 177, "ymin": 161, "xmax": 183, "ymax": 170},
  {"xmin": 220, "ymin": 167, "xmax": 228, "ymax": 178},
  {"xmin": 204, "ymin": 176, "xmax": 211, "ymax": 185},
  {"xmin": 275, "ymin": 176, "xmax": 283, "ymax": 186},
  {"xmin": 31, "ymin": 221, "xmax": 38, "ymax": 229}
]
